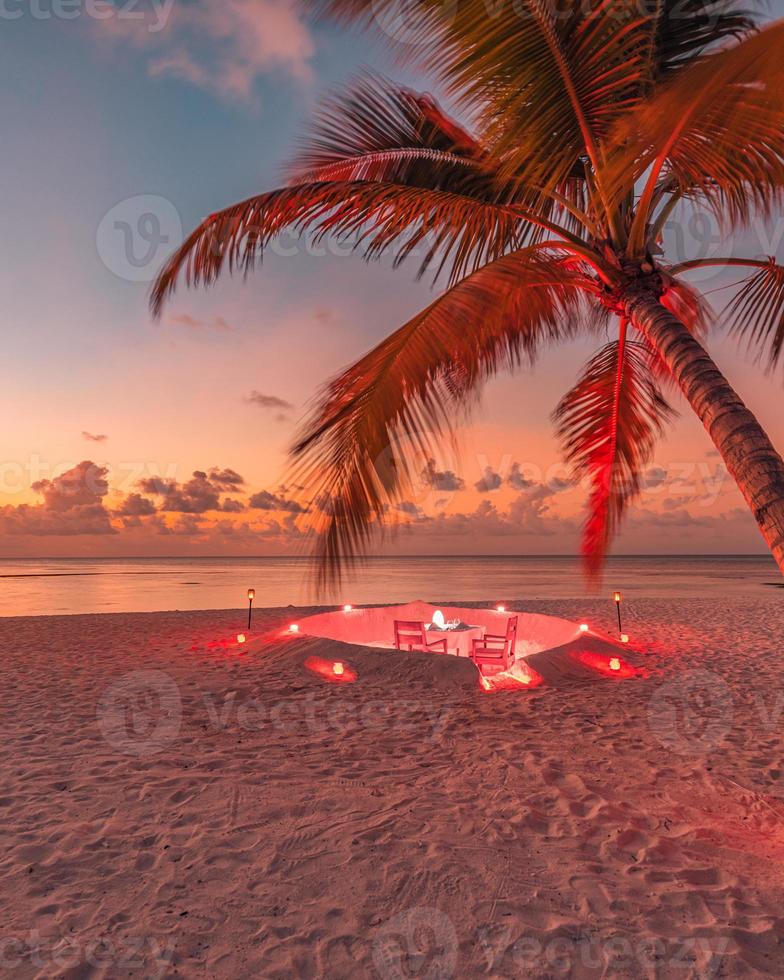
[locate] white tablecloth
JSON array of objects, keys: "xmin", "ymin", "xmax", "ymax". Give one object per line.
[{"xmin": 427, "ymin": 625, "xmax": 485, "ymax": 658}]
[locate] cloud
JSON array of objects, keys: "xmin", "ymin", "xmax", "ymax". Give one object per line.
[
  {"xmin": 139, "ymin": 470, "xmax": 218, "ymax": 514},
  {"xmin": 221, "ymin": 498, "xmax": 246, "ymax": 513},
  {"xmin": 396, "ymin": 500, "xmax": 426, "ymax": 519},
  {"xmin": 168, "ymin": 313, "xmax": 232, "ymax": 332},
  {"xmin": 138, "ymin": 477, "xmax": 178, "ymax": 496},
  {"xmin": 506, "ymin": 484, "xmax": 570, "ymax": 534},
  {"xmin": 507, "ymin": 462, "xmax": 535, "ymax": 491},
  {"xmin": 421, "ymin": 458, "xmax": 465, "ymax": 492},
  {"xmin": 0, "ymin": 461, "xmax": 116, "ymax": 536},
  {"xmin": 32, "ymin": 461, "xmax": 110, "ymax": 511},
  {"xmin": 246, "ymin": 391, "xmax": 295, "ymax": 416},
  {"xmin": 409, "ymin": 487, "xmax": 575, "ymax": 542},
  {"xmin": 160, "ymin": 471, "xmax": 221, "ymax": 514},
  {"xmin": 388, "ymin": 479, "xmax": 576, "ymax": 545},
  {"xmin": 208, "ymin": 467, "xmax": 245, "ymax": 489},
  {"xmin": 114, "ymin": 493, "xmax": 157, "ymax": 517},
  {"xmin": 96, "ymin": 0, "xmax": 314, "ymax": 101},
  {"xmin": 136, "ymin": 467, "xmax": 247, "ymax": 514},
  {"xmin": 249, "ymin": 490, "xmax": 308, "ymax": 513},
  {"xmin": 82, "ymin": 431, "xmax": 108, "ymax": 443},
  {"xmin": 474, "ymin": 467, "xmax": 502, "ymax": 493},
  {"xmin": 642, "ymin": 466, "xmax": 668, "ymax": 490},
  {"xmin": 155, "ymin": 514, "xmax": 205, "ymax": 537}
]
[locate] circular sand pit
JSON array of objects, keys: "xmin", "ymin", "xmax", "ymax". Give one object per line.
[{"xmin": 292, "ymin": 601, "xmax": 641, "ymax": 691}]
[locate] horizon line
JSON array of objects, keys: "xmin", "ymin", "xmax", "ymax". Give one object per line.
[{"xmin": 0, "ymin": 553, "xmax": 774, "ymax": 561}]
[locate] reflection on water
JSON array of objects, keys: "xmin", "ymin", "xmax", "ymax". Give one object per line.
[{"xmin": 0, "ymin": 555, "xmax": 779, "ymax": 617}]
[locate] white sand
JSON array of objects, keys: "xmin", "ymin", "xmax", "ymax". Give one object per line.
[{"xmin": 2, "ymin": 597, "xmax": 784, "ymax": 978}]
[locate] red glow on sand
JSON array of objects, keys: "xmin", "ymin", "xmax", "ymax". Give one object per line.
[
  {"xmin": 576, "ymin": 649, "xmax": 642, "ymax": 679},
  {"xmin": 304, "ymin": 655, "xmax": 357, "ymax": 684},
  {"xmin": 478, "ymin": 664, "xmax": 545, "ymax": 693}
]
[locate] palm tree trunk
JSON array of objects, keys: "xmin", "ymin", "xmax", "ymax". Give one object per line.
[{"xmin": 623, "ymin": 282, "xmax": 784, "ymax": 575}]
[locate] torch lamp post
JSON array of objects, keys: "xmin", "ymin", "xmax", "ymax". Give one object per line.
[
  {"xmin": 613, "ymin": 591, "xmax": 623, "ymax": 637},
  {"xmin": 247, "ymin": 588, "xmax": 255, "ymax": 631}
]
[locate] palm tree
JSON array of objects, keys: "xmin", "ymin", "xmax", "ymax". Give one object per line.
[{"xmin": 151, "ymin": 0, "xmax": 784, "ymax": 589}]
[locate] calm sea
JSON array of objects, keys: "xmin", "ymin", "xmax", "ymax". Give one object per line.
[{"xmin": 0, "ymin": 556, "xmax": 780, "ymax": 616}]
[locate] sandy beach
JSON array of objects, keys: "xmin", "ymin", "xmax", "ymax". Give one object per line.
[{"xmin": 2, "ymin": 596, "xmax": 784, "ymax": 978}]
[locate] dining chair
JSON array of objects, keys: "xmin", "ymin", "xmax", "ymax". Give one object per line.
[
  {"xmin": 471, "ymin": 615, "xmax": 518, "ymax": 672},
  {"xmin": 393, "ymin": 620, "xmax": 448, "ymax": 653}
]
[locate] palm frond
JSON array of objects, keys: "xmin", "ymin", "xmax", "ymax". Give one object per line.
[
  {"xmin": 609, "ymin": 19, "xmax": 784, "ymax": 246},
  {"xmin": 553, "ymin": 335, "xmax": 676, "ymax": 578},
  {"xmin": 646, "ymin": 0, "xmax": 756, "ymax": 82},
  {"xmin": 289, "ymin": 72, "xmax": 594, "ymax": 241},
  {"xmin": 306, "ymin": 0, "xmax": 650, "ymax": 202},
  {"xmin": 289, "ymin": 72, "xmax": 489, "ymax": 183},
  {"xmin": 434, "ymin": 0, "xmax": 650, "ymax": 193},
  {"xmin": 291, "ymin": 251, "xmax": 601, "ymax": 590},
  {"xmin": 725, "ymin": 258, "xmax": 784, "ymax": 367},
  {"xmin": 150, "ymin": 180, "xmax": 545, "ymax": 316}
]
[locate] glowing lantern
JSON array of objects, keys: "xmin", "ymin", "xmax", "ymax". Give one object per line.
[
  {"xmin": 620, "ymin": 634, "xmax": 629, "ymax": 644},
  {"xmin": 247, "ymin": 588, "xmax": 255, "ymax": 630},
  {"xmin": 609, "ymin": 658, "xmax": 621, "ymax": 672},
  {"xmin": 432, "ymin": 609, "xmax": 446, "ymax": 629},
  {"xmin": 613, "ymin": 590, "xmax": 624, "ymax": 635},
  {"xmin": 343, "ymin": 604, "xmax": 353, "ymax": 613},
  {"xmin": 333, "ymin": 662, "xmax": 345, "ymax": 676},
  {"xmin": 497, "ymin": 605, "xmax": 506, "ymax": 613},
  {"xmin": 579, "ymin": 623, "xmax": 589, "ymax": 633},
  {"xmin": 237, "ymin": 633, "xmax": 246, "ymax": 644},
  {"xmin": 289, "ymin": 624, "xmax": 299, "ymax": 634}
]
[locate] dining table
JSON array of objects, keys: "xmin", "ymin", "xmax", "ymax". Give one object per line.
[{"xmin": 426, "ymin": 623, "xmax": 486, "ymax": 659}]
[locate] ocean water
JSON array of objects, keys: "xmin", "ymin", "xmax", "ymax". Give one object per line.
[{"xmin": 0, "ymin": 555, "xmax": 780, "ymax": 617}]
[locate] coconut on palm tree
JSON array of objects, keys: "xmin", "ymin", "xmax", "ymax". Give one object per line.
[{"xmin": 151, "ymin": 0, "xmax": 784, "ymax": 588}]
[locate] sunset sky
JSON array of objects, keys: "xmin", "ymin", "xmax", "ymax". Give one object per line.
[{"xmin": 2, "ymin": 0, "xmax": 784, "ymax": 558}]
